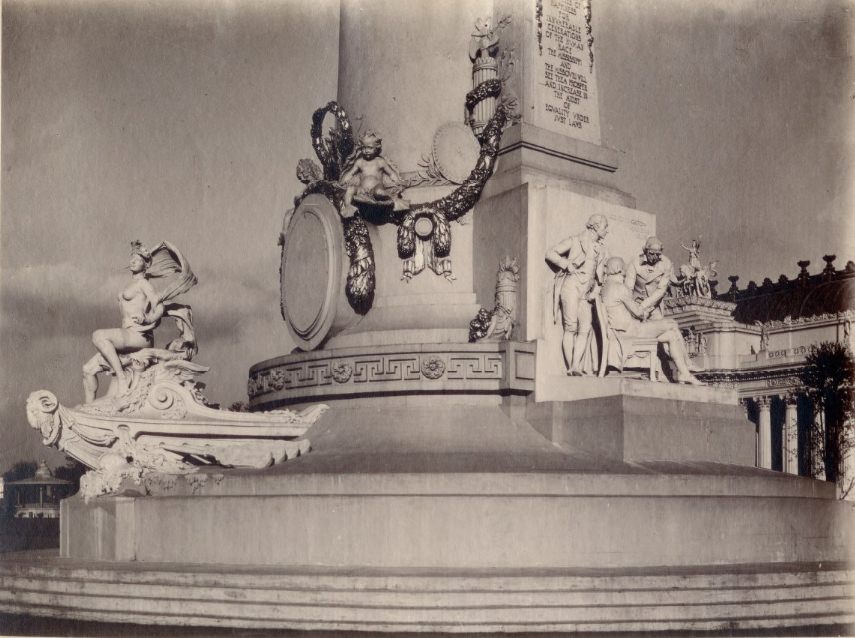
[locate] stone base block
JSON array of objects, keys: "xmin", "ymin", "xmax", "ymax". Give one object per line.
[
  {"xmin": 535, "ymin": 372, "xmax": 739, "ymax": 404},
  {"xmin": 527, "ymin": 391, "xmax": 754, "ymax": 465},
  {"xmin": 58, "ymin": 468, "xmax": 850, "ymax": 570},
  {"xmin": 59, "ymin": 496, "xmax": 135, "ymax": 562}
]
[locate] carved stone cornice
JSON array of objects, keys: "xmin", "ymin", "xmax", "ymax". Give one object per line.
[
  {"xmin": 664, "ymin": 295, "xmax": 736, "ymax": 312},
  {"xmin": 762, "ymin": 309, "xmax": 855, "ymax": 331},
  {"xmin": 699, "ymin": 364, "xmax": 805, "ymax": 395},
  {"xmin": 700, "ymin": 363, "xmax": 804, "ymax": 383}
]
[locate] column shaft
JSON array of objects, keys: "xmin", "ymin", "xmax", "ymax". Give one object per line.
[
  {"xmin": 756, "ymin": 397, "xmax": 772, "ymax": 470},
  {"xmin": 783, "ymin": 397, "xmax": 799, "ymax": 475},
  {"xmin": 813, "ymin": 406, "xmax": 826, "ymax": 481}
]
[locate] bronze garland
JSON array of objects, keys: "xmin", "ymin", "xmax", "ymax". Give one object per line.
[
  {"xmin": 291, "ymin": 71, "xmax": 513, "ymax": 315},
  {"xmin": 310, "ymin": 101, "xmax": 355, "ymax": 182}
]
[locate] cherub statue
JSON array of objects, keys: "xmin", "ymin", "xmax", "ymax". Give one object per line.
[
  {"xmin": 339, "ymin": 131, "xmax": 410, "ymax": 218},
  {"xmin": 82, "ymin": 240, "xmax": 197, "ymax": 403}
]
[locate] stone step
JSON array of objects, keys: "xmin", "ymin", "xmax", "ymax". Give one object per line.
[
  {"xmin": 1, "ymin": 558, "xmax": 852, "ymax": 633},
  {"xmin": 3, "ymin": 556, "xmax": 852, "ymax": 590},
  {"xmin": 2, "ymin": 574, "xmax": 853, "ymax": 609}
]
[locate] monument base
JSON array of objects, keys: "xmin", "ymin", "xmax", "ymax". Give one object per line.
[
  {"xmin": 53, "ymin": 374, "xmax": 852, "ymax": 570},
  {"xmin": 58, "ymin": 462, "xmax": 848, "ymax": 570},
  {"xmin": 11, "ymin": 347, "xmax": 855, "ymax": 633},
  {"xmin": 6, "ymin": 341, "xmax": 853, "ymax": 632}
]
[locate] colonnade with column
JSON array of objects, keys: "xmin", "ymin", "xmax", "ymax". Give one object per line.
[{"xmin": 740, "ymin": 393, "xmax": 821, "ymax": 477}]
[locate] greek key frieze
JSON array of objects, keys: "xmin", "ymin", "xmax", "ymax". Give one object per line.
[
  {"xmin": 248, "ymin": 362, "xmax": 332, "ymax": 397},
  {"xmin": 249, "ymin": 347, "xmax": 518, "ymax": 399},
  {"xmin": 352, "ymin": 356, "xmax": 422, "ymax": 383},
  {"xmin": 283, "ymin": 363, "xmax": 334, "ymax": 389},
  {"xmin": 446, "ymin": 354, "xmax": 503, "ymax": 379}
]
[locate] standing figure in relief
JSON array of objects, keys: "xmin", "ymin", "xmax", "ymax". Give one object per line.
[
  {"xmin": 601, "ymin": 257, "xmax": 703, "ymax": 385},
  {"xmin": 339, "ymin": 131, "xmax": 409, "ymax": 218},
  {"xmin": 681, "ymin": 238, "xmax": 702, "ymax": 272},
  {"xmin": 624, "ymin": 236, "xmax": 674, "ymax": 321},
  {"xmin": 546, "ymin": 214, "xmax": 610, "ymax": 376}
]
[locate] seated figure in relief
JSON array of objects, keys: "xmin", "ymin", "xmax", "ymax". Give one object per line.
[
  {"xmin": 624, "ymin": 236, "xmax": 674, "ymax": 321},
  {"xmin": 600, "ymin": 256, "xmax": 702, "ymax": 385},
  {"xmin": 339, "ymin": 131, "xmax": 410, "ymax": 218}
]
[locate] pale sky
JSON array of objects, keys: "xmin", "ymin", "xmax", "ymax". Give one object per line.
[{"xmin": 2, "ymin": 0, "xmax": 853, "ymax": 471}]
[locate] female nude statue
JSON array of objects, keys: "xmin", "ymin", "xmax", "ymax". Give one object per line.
[{"xmin": 82, "ymin": 240, "xmax": 196, "ymax": 403}]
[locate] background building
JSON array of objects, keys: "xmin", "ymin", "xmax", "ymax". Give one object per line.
[
  {"xmin": 5, "ymin": 461, "xmax": 73, "ymax": 519},
  {"xmin": 665, "ymin": 255, "xmax": 854, "ymax": 482}
]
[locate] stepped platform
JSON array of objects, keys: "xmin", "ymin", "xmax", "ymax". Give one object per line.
[{"xmin": 1, "ymin": 551, "xmax": 852, "ymax": 633}]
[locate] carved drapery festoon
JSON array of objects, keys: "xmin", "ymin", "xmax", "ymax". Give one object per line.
[{"xmin": 289, "ymin": 23, "xmax": 518, "ymax": 313}]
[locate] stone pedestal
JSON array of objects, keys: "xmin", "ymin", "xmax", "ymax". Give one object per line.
[{"xmin": 528, "ymin": 388, "xmax": 754, "ymax": 466}]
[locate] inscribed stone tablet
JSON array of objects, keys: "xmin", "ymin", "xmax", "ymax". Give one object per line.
[{"xmin": 532, "ymin": 0, "xmax": 601, "ymax": 145}]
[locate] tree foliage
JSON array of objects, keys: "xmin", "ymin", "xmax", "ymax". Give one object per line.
[
  {"xmin": 52, "ymin": 459, "xmax": 86, "ymax": 491},
  {"xmin": 2, "ymin": 461, "xmax": 37, "ymax": 483},
  {"xmin": 800, "ymin": 341, "xmax": 855, "ymax": 494}
]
